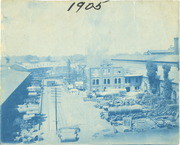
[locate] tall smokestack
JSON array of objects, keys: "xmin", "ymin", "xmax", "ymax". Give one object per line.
[{"xmin": 174, "ymin": 37, "xmax": 179, "ymax": 54}]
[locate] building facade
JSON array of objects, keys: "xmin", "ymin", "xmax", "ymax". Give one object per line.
[
  {"xmin": 88, "ymin": 65, "xmax": 143, "ymax": 92},
  {"xmin": 124, "ymin": 75, "xmax": 143, "ymax": 92}
]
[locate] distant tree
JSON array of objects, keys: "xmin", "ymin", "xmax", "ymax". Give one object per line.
[
  {"xmin": 162, "ymin": 65, "xmax": 173, "ymax": 100},
  {"xmin": 146, "ymin": 61, "xmax": 159, "ymax": 94},
  {"xmin": 46, "ymin": 56, "xmax": 52, "ymax": 62},
  {"xmin": 101, "ymin": 59, "xmax": 112, "ymax": 66},
  {"xmin": 71, "ymin": 69, "xmax": 78, "ymax": 82},
  {"xmin": 5, "ymin": 56, "xmax": 10, "ymax": 63},
  {"xmin": 71, "ymin": 54, "xmax": 85, "ymax": 62},
  {"xmin": 66, "ymin": 59, "xmax": 71, "ymax": 84},
  {"xmin": 162, "ymin": 65, "xmax": 171, "ymax": 80},
  {"xmin": 24, "ymin": 55, "xmax": 39, "ymax": 63}
]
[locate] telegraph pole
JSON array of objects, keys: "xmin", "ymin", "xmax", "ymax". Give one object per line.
[
  {"xmin": 55, "ymin": 87, "xmax": 58, "ymax": 132},
  {"xmin": 78, "ymin": 64, "xmax": 86, "ymax": 90},
  {"xmin": 39, "ymin": 81, "xmax": 44, "ymax": 130},
  {"xmin": 67, "ymin": 59, "xmax": 71, "ymax": 84}
]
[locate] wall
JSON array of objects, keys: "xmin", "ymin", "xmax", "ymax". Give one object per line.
[
  {"xmin": 1, "ymin": 75, "xmax": 32, "ymax": 143},
  {"xmin": 88, "ymin": 66, "xmax": 125, "ymax": 92},
  {"xmin": 124, "ymin": 76, "xmax": 143, "ymax": 92},
  {"xmin": 88, "ymin": 66, "xmax": 146, "ymax": 92}
]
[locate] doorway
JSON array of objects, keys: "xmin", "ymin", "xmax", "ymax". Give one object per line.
[{"xmin": 126, "ymin": 87, "xmax": 130, "ymax": 92}]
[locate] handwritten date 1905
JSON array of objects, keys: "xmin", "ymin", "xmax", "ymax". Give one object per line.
[{"xmin": 67, "ymin": 0, "xmax": 109, "ymax": 13}]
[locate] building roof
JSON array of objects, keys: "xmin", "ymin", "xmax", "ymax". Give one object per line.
[
  {"xmin": 18, "ymin": 62, "xmax": 67, "ymax": 70},
  {"xmin": 124, "ymin": 74, "xmax": 143, "ymax": 77},
  {"xmin": 147, "ymin": 50, "xmax": 173, "ymax": 52},
  {"xmin": 123, "ymin": 66, "xmax": 178, "ymax": 84},
  {"xmin": 112, "ymin": 54, "xmax": 178, "ymax": 63},
  {"xmin": 112, "ymin": 54, "xmax": 179, "ymax": 84},
  {"xmin": 146, "ymin": 50, "xmax": 174, "ymax": 54},
  {"xmin": 0, "ymin": 67, "xmax": 30, "ymax": 105}
]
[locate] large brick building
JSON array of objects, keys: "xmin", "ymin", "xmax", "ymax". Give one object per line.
[{"xmin": 87, "ymin": 65, "xmax": 143, "ymax": 92}]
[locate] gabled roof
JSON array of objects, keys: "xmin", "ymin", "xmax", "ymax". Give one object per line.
[
  {"xmin": 111, "ymin": 54, "xmax": 179, "ymax": 84},
  {"xmin": 146, "ymin": 50, "xmax": 174, "ymax": 53},
  {"xmin": 112, "ymin": 54, "xmax": 178, "ymax": 63}
]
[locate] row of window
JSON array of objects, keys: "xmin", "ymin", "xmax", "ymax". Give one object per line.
[
  {"xmin": 125, "ymin": 77, "xmax": 139, "ymax": 83},
  {"xmin": 104, "ymin": 79, "xmax": 110, "ymax": 84},
  {"xmin": 92, "ymin": 86, "xmax": 140, "ymax": 92},
  {"xmin": 92, "ymin": 78, "xmax": 140, "ymax": 85},
  {"xmin": 125, "ymin": 78, "xmax": 131, "ymax": 83},
  {"xmin": 114, "ymin": 78, "xmax": 121, "ymax": 84},
  {"xmin": 92, "ymin": 68, "xmax": 122, "ymax": 76},
  {"xmin": 92, "ymin": 79, "xmax": 99, "ymax": 85},
  {"xmin": 92, "ymin": 78, "xmax": 121, "ymax": 85}
]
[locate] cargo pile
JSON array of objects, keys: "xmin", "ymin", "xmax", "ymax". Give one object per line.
[
  {"xmin": 13, "ymin": 75, "xmax": 46, "ymax": 143},
  {"xmin": 92, "ymin": 91, "xmax": 178, "ymax": 133}
]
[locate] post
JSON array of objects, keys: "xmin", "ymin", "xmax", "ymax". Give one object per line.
[
  {"xmin": 39, "ymin": 85, "xmax": 44, "ymax": 130},
  {"xmin": 67, "ymin": 59, "xmax": 71, "ymax": 84},
  {"xmin": 55, "ymin": 87, "xmax": 58, "ymax": 132},
  {"xmin": 40, "ymin": 87, "xmax": 43, "ymax": 114},
  {"xmin": 89, "ymin": 68, "xmax": 91, "ymax": 92}
]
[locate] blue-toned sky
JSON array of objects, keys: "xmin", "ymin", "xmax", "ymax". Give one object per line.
[{"xmin": 1, "ymin": 1, "xmax": 179, "ymax": 56}]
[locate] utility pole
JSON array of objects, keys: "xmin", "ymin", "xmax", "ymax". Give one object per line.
[
  {"xmin": 39, "ymin": 82, "xmax": 44, "ymax": 130},
  {"xmin": 66, "ymin": 59, "xmax": 71, "ymax": 84},
  {"xmin": 40, "ymin": 87, "xmax": 43, "ymax": 114},
  {"xmin": 55, "ymin": 87, "xmax": 58, "ymax": 132},
  {"xmin": 78, "ymin": 65, "xmax": 86, "ymax": 90}
]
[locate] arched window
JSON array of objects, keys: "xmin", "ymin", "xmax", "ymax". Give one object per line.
[
  {"xmin": 96, "ymin": 79, "xmax": 99, "ymax": 85},
  {"xmin": 135, "ymin": 86, "xmax": 139, "ymax": 90},
  {"xmin": 107, "ymin": 79, "xmax": 110, "ymax": 84},
  {"xmin": 93, "ymin": 80, "xmax": 96, "ymax": 85},
  {"xmin": 114, "ymin": 78, "xmax": 117, "ymax": 84},
  {"xmin": 104, "ymin": 79, "xmax": 106, "ymax": 84},
  {"xmin": 118, "ymin": 78, "xmax": 121, "ymax": 84},
  {"xmin": 125, "ymin": 78, "xmax": 131, "ymax": 83},
  {"xmin": 125, "ymin": 78, "xmax": 127, "ymax": 83}
]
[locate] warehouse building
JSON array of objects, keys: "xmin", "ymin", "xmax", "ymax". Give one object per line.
[{"xmin": 1, "ymin": 67, "xmax": 31, "ymax": 142}]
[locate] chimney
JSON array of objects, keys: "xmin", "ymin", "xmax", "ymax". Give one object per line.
[{"xmin": 174, "ymin": 37, "xmax": 179, "ymax": 54}]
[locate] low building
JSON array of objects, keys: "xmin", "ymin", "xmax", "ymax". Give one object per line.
[
  {"xmin": 43, "ymin": 79, "xmax": 63, "ymax": 87},
  {"xmin": 74, "ymin": 81, "xmax": 84, "ymax": 90},
  {"xmin": 124, "ymin": 75, "xmax": 143, "ymax": 92}
]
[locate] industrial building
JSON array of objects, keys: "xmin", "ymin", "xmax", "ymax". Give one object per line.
[
  {"xmin": 111, "ymin": 56, "xmax": 179, "ymax": 102},
  {"xmin": 144, "ymin": 37, "xmax": 179, "ymax": 55},
  {"xmin": 87, "ymin": 64, "xmax": 143, "ymax": 92}
]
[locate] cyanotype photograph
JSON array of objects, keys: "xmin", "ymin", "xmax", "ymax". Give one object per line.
[{"xmin": 0, "ymin": 0, "xmax": 179, "ymax": 144}]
